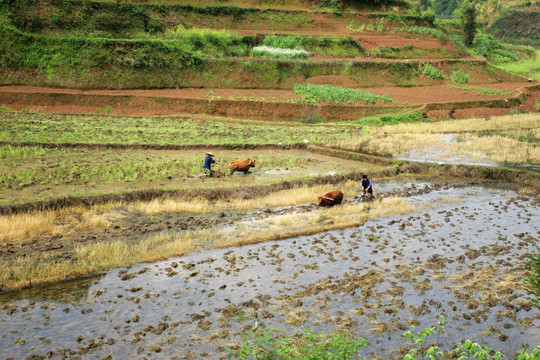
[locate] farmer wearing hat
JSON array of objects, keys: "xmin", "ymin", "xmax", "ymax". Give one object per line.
[{"xmin": 203, "ymin": 151, "xmax": 216, "ymax": 176}]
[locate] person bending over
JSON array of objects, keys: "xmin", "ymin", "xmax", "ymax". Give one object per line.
[
  {"xmin": 361, "ymin": 174, "xmax": 373, "ymax": 197},
  {"xmin": 203, "ymin": 151, "xmax": 216, "ymax": 176}
]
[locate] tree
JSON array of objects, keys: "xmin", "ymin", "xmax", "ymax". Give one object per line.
[
  {"xmin": 432, "ymin": 0, "xmax": 460, "ymax": 17},
  {"xmin": 460, "ymin": 0, "xmax": 477, "ymax": 46}
]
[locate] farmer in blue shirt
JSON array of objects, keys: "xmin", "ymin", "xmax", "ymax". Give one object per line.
[
  {"xmin": 203, "ymin": 151, "xmax": 216, "ymax": 176},
  {"xmin": 361, "ymin": 174, "xmax": 373, "ymax": 197}
]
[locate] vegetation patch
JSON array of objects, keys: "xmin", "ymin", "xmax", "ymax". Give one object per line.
[
  {"xmin": 346, "ymin": 110, "xmax": 427, "ymax": 126},
  {"xmin": 448, "ymin": 85, "xmax": 513, "ymax": 97},
  {"xmin": 397, "ymin": 25, "xmax": 448, "ymax": 42},
  {"xmin": 293, "ymin": 84, "xmax": 392, "ymax": 105},
  {"xmin": 450, "ymin": 69, "xmax": 471, "ymax": 83},
  {"xmin": 422, "ymin": 63, "xmax": 446, "ymax": 79},
  {"xmin": 0, "ymin": 113, "xmax": 360, "ymax": 146},
  {"xmin": 262, "ymin": 34, "xmax": 365, "ymax": 57},
  {"xmin": 252, "ymin": 46, "xmax": 309, "ymax": 59},
  {"xmin": 163, "ymin": 25, "xmax": 248, "ymax": 57}
]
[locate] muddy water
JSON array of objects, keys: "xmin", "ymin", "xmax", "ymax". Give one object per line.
[{"xmin": 1, "ymin": 181, "xmax": 539, "ymax": 359}]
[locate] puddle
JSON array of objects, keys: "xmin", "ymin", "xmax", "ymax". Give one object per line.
[{"xmin": 0, "ymin": 181, "xmax": 539, "ymax": 359}]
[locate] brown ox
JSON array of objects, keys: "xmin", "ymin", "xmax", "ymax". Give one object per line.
[
  {"xmin": 229, "ymin": 158, "xmax": 256, "ymax": 175},
  {"xmin": 317, "ymin": 190, "xmax": 343, "ymax": 207}
]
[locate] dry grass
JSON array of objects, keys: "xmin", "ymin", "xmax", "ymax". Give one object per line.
[
  {"xmin": 0, "ymin": 232, "xmax": 194, "ymax": 290},
  {"xmin": 0, "ymin": 205, "xmax": 121, "ymax": 243},
  {"xmin": 130, "ymin": 181, "xmax": 360, "ymax": 215},
  {"xmin": 0, "ymin": 212, "xmax": 62, "ymax": 242},
  {"xmin": 0, "ymin": 196, "xmax": 420, "ymax": 291},
  {"xmin": 381, "ymin": 113, "xmax": 540, "ymax": 135},
  {"xmin": 337, "ymin": 128, "xmax": 539, "ymax": 165}
]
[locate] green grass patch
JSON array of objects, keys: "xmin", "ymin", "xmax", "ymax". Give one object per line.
[
  {"xmin": 0, "ymin": 113, "xmax": 361, "ymax": 146},
  {"xmin": 421, "ymin": 63, "xmax": 446, "ymax": 79},
  {"xmin": 450, "ymin": 70, "xmax": 471, "ymax": 83},
  {"xmin": 347, "ymin": 110, "xmax": 427, "ymax": 126},
  {"xmin": 0, "ymin": 146, "xmax": 310, "ymax": 189},
  {"xmin": 448, "ymin": 85, "xmax": 513, "ymax": 96},
  {"xmin": 494, "ymin": 49, "xmax": 540, "ymax": 81},
  {"xmin": 293, "ymin": 84, "xmax": 392, "ymax": 105}
]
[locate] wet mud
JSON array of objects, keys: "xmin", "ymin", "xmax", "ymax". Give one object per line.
[{"xmin": 0, "ymin": 179, "xmax": 538, "ymax": 359}]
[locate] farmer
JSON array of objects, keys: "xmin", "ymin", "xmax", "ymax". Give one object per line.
[
  {"xmin": 203, "ymin": 151, "xmax": 216, "ymax": 176},
  {"xmin": 361, "ymin": 174, "xmax": 373, "ymax": 197}
]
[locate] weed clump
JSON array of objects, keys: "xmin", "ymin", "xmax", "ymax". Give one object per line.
[
  {"xmin": 422, "ymin": 63, "xmax": 446, "ymax": 79},
  {"xmin": 450, "ymin": 70, "xmax": 471, "ymax": 83}
]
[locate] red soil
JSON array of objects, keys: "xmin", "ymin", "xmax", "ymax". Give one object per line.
[{"xmin": 0, "ymin": 83, "xmax": 536, "ymax": 121}]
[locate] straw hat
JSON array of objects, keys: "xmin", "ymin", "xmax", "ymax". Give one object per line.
[{"xmin": 206, "ymin": 152, "xmax": 215, "ymax": 157}]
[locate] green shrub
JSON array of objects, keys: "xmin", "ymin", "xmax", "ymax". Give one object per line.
[
  {"xmin": 422, "ymin": 63, "xmax": 446, "ymax": 79},
  {"xmin": 450, "ymin": 70, "xmax": 470, "ymax": 83},
  {"xmin": 293, "ymin": 83, "xmax": 392, "ymax": 105}
]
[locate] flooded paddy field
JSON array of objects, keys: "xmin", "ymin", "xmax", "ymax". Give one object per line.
[{"xmin": 0, "ymin": 178, "xmax": 539, "ymax": 359}]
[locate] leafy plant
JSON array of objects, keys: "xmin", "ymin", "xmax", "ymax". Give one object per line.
[
  {"xmin": 422, "ymin": 63, "xmax": 446, "ymax": 79},
  {"xmin": 227, "ymin": 324, "xmax": 367, "ymax": 360},
  {"xmin": 524, "ymin": 246, "xmax": 540, "ymax": 308},
  {"xmin": 450, "ymin": 70, "xmax": 471, "ymax": 83},
  {"xmin": 293, "ymin": 84, "xmax": 392, "ymax": 105}
]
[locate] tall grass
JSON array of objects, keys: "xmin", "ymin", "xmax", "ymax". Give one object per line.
[{"xmin": 293, "ymin": 84, "xmax": 392, "ymax": 105}]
